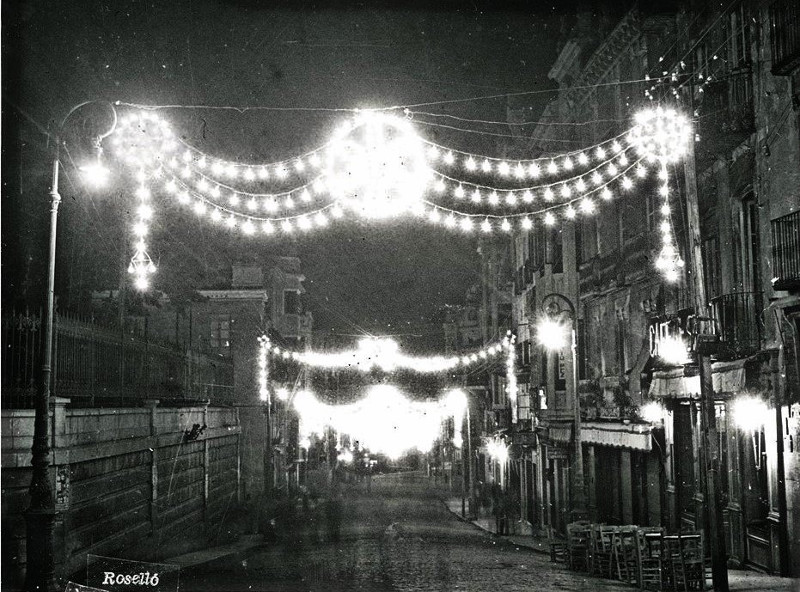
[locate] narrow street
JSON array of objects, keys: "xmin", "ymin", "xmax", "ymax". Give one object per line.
[{"xmin": 183, "ymin": 471, "xmax": 629, "ymax": 592}]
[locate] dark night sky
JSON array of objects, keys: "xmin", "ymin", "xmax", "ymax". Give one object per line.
[{"xmin": 2, "ymin": 0, "xmax": 570, "ymax": 350}]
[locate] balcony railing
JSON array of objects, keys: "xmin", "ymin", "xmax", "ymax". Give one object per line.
[
  {"xmin": 771, "ymin": 0, "xmax": 800, "ymax": 75},
  {"xmin": 703, "ymin": 68, "xmax": 754, "ymax": 134},
  {"xmin": 710, "ymin": 291, "xmax": 763, "ymax": 360},
  {"xmin": 771, "ymin": 211, "xmax": 800, "ymax": 290},
  {"xmin": 2, "ymin": 309, "xmax": 235, "ymax": 409}
]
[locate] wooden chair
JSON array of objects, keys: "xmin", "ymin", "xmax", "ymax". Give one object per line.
[
  {"xmin": 676, "ymin": 532, "xmax": 707, "ymax": 591},
  {"xmin": 663, "ymin": 532, "xmax": 708, "ymax": 592},
  {"xmin": 591, "ymin": 525, "xmax": 618, "ymax": 578},
  {"xmin": 547, "ymin": 525, "xmax": 568, "ymax": 563},
  {"xmin": 635, "ymin": 527, "xmax": 665, "ymax": 591},
  {"xmin": 566, "ymin": 521, "xmax": 592, "ymax": 572},
  {"xmin": 613, "ymin": 525, "xmax": 639, "ymax": 584}
]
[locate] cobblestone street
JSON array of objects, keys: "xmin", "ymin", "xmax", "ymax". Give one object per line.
[{"xmin": 182, "ymin": 471, "xmax": 631, "ymax": 592}]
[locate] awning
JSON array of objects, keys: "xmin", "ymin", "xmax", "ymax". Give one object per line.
[
  {"xmin": 582, "ymin": 422, "xmax": 652, "ymax": 451},
  {"xmin": 648, "ymin": 362, "xmax": 748, "ymax": 399},
  {"xmin": 548, "ymin": 426, "xmax": 573, "ymax": 444},
  {"xmin": 649, "ymin": 368, "xmax": 701, "ymax": 398}
]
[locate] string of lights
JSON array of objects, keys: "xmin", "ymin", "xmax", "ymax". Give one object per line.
[
  {"xmin": 418, "ymin": 155, "xmax": 648, "ymax": 233},
  {"xmin": 421, "ymin": 130, "xmax": 630, "ymax": 170},
  {"xmin": 108, "ymin": 106, "xmax": 691, "ymax": 287},
  {"xmin": 427, "ymin": 144, "xmax": 639, "ymax": 205},
  {"xmin": 266, "ymin": 335, "xmax": 512, "ymax": 373}
]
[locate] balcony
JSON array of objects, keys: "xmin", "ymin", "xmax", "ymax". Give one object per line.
[
  {"xmin": 702, "ymin": 68, "xmax": 754, "ymax": 136},
  {"xmin": 710, "ymin": 291, "xmax": 763, "ymax": 360},
  {"xmin": 771, "ymin": 0, "xmax": 800, "ymax": 75},
  {"xmin": 771, "ymin": 211, "xmax": 800, "ymax": 291}
]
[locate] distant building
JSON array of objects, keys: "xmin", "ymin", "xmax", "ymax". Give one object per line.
[{"xmin": 95, "ymin": 257, "xmax": 313, "ymax": 503}]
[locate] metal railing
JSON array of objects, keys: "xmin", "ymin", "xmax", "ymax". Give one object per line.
[
  {"xmin": 709, "ymin": 291, "xmax": 763, "ymax": 359},
  {"xmin": 771, "ymin": 0, "xmax": 800, "ymax": 75},
  {"xmin": 703, "ymin": 68, "xmax": 754, "ymax": 134},
  {"xmin": 771, "ymin": 211, "xmax": 800, "ymax": 290},
  {"xmin": 2, "ymin": 308, "xmax": 235, "ymax": 408}
]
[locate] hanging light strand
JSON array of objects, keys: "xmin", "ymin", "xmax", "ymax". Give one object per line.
[
  {"xmin": 428, "ymin": 144, "xmax": 636, "ymax": 205},
  {"xmin": 419, "ymin": 154, "xmax": 648, "ymax": 233},
  {"xmin": 421, "ymin": 128, "xmax": 631, "ymax": 174},
  {"xmin": 266, "ymin": 336, "xmax": 512, "ymax": 373},
  {"xmin": 162, "ymin": 166, "xmax": 331, "ymax": 215}
]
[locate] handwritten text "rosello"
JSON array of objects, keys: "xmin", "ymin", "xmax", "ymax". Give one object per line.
[{"xmin": 102, "ymin": 572, "xmax": 160, "ymax": 586}]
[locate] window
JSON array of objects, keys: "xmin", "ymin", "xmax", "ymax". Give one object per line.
[
  {"xmin": 528, "ymin": 224, "xmax": 544, "ymax": 271},
  {"xmin": 615, "ymin": 318, "xmax": 627, "ymax": 374},
  {"xmin": 770, "ymin": 0, "xmax": 800, "ymax": 75},
  {"xmin": 733, "ymin": 195, "xmax": 761, "ymax": 292},
  {"xmin": 283, "ymin": 290, "xmax": 300, "ymax": 315},
  {"xmin": 728, "ymin": 4, "xmax": 751, "ymax": 68},
  {"xmin": 549, "ymin": 227, "xmax": 563, "ymax": 273},
  {"xmin": 210, "ymin": 317, "xmax": 231, "ymax": 350},
  {"xmin": 579, "ymin": 218, "xmax": 599, "ymax": 262},
  {"xmin": 577, "ymin": 318, "xmax": 587, "ymax": 380},
  {"xmin": 702, "ymin": 237, "xmax": 722, "ymax": 300}
]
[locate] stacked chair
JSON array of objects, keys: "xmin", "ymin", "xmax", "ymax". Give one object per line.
[
  {"xmin": 547, "ymin": 524, "xmax": 568, "ymax": 563},
  {"xmin": 590, "ymin": 525, "xmax": 618, "ymax": 578},
  {"xmin": 551, "ymin": 521, "xmax": 709, "ymax": 591},
  {"xmin": 566, "ymin": 521, "xmax": 592, "ymax": 572},
  {"xmin": 635, "ymin": 526, "xmax": 666, "ymax": 591}
]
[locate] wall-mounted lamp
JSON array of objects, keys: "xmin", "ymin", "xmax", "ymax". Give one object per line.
[
  {"xmin": 641, "ymin": 401, "xmax": 664, "ymax": 424},
  {"xmin": 733, "ymin": 397, "xmax": 769, "ymax": 470}
]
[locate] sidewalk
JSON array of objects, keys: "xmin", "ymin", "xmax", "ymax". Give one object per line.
[
  {"xmin": 163, "ymin": 534, "xmax": 268, "ymax": 570},
  {"xmin": 443, "ymin": 498, "xmax": 798, "ymax": 592}
]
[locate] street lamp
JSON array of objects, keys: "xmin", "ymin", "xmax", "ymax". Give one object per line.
[
  {"xmin": 25, "ymin": 100, "xmax": 117, "ymax": 592},
  {"xmin": 536, "ymin": 293, "xmax": 586, "ymax": 520}
]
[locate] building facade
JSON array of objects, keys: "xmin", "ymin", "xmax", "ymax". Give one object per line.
[{"xmin": 501, "ymin": 0, "xmax": 799, "ymax": 575}]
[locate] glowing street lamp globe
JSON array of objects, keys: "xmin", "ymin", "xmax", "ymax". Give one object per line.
[
  {"xmin": 79, "ymin": 160, "xmax": 111, "ymax": 188},
  {"xmin": 536, "ymin": 317, "xmax": 569, "ymax": 351}
]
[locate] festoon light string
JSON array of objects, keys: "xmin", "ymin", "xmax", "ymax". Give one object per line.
[
  {"xmin": 258, "ymin": 334, "xmax": 496, "ymax": 458},
  {"xmin": 107, "ymin": 105, "xmax": 691, "ymax": 290}
]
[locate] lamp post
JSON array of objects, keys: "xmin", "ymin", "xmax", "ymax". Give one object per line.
[
  {"xmin": 25, "ymin": 101, "xmax": 116, "ymax": 592},
  {"xmin": 537, "ymin": 293, "xmax": 586, "ymax": 520}
]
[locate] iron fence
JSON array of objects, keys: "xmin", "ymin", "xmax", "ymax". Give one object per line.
[{"xmin": 2, "ymin": 308, "xmax": 235, "ymax": 408}]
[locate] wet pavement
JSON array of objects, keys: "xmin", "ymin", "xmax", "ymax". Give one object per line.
[{"xmin": 182, "ymin": 471, "xmax": 630, "ymax": 592}]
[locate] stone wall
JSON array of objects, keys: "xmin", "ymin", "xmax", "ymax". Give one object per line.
[{"xmin": 1, "ymin": 401, "xmax": 241, "ymax": 587}]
